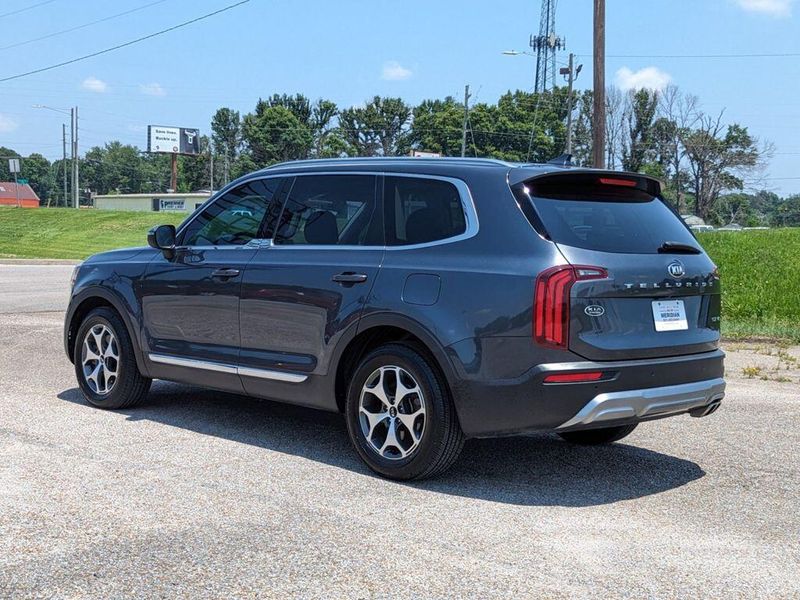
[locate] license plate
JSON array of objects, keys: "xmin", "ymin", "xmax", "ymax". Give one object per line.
[{"xmin": 652, "ymin": 299, "xmax": 688, "ymax": 332}]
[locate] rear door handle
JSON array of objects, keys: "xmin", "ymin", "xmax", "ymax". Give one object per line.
[
  {"xmin": 332, "ymin": 272, "xmax": 368, "ymax": 284},
  {"xmin": 211, "ymin": 268, "xmax": 240, "ymax": 278}
]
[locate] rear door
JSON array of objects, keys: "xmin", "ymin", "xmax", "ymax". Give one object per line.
[
  {"xmin": 515, "ymin": 173, "xmax": 721, "ymax": 360},
  {"xmin": 238, "ymin": 173, "xmax": 384, "ymax": 407}
]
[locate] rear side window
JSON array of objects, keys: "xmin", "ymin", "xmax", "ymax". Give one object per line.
[
  {"xmin": 514, "ymin": 175, "xmax": 698, "ymax": 254},
  {"xmin": 384, "ymin": 176, "xmax": 466, "ymax": 246},
  {"xmin": 274, "ymin": 175, "xmax": 380, "ymax": 246}
]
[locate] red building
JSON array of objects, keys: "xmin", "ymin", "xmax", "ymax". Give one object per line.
[{"xmin": 0, "ymin": 182, "xmax": 40, "ymax": 208}]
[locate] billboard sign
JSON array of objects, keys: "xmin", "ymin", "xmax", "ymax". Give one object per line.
[
  {"xmin": 411, "ymin": 150, "xmax": 441, "ymax": 158},
  {"xmin": 147, "ymin": 125, "xmax": 201, "ymax": 155}
]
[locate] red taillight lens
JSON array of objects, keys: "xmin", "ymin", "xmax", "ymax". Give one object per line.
[
  {"xmin": 543, "ymin": 371, "xmax": 604, "ymax": 383},
  {"xmin": 533, "ymin": 265, "xmax": 607, "ymax": 348}
]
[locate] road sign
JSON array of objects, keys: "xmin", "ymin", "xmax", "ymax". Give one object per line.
[
  {"xmin": 17, "ymin": 178, "xmax": 28, "ymax": 185},
  {"xmin": 8, "ymin": 158, "xmax": 20, "ymax": 173}
]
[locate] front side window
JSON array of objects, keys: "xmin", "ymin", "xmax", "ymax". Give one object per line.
[
  {"xmin": 274, "ymin": 175, "xmax": 380, "ymax": 246},
  {"xmin": 384, "ymin": 176, "xmax": 467, "ymax": 246},
  {"xmin": 181, "ymin": 178, "xmax": 283, "ymax": 246}
]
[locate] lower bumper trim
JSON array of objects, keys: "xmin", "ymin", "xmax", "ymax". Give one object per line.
[{"xmin": 557, "ymin": 377, "xmax": 726, "ymax": 430}]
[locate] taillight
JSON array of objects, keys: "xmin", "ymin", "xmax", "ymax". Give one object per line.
[
  {"xmin": 533, "ymin": 265, "xmax": 607, "ymax": 348},
  {"xmin": 598, "ymin": 177, "xmax": 637, "ymax": 187}
]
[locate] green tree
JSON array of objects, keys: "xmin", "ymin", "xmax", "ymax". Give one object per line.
[
  {"xmin": 409, "ymin": 97, "xmax": 463, "ymax": 156},
  {"xmin": 242, "ymin": 104, "xmax": 313, "ymax": 166},
  {"xmin": 339, "ymin": 96, "xmax": 411, "ymax": 156},
  {"xmin": 21, "ymin": 153, "xmax": 54, "ymax": 205},
  {"xmin": 211, "ymin": 108, "xmax": 241, "ymax": 185},
  {"xmin": 622, "ymin": 88, "xmax": 659, "ymax": 172},
  {"xmin": 683, "ymin": 115, "xmax": 761, "ymax": 219}
]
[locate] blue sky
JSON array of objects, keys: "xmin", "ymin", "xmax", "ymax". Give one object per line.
[{"xmin": 1, "ymin": 0, "xmax": 798, "ymax": 194}]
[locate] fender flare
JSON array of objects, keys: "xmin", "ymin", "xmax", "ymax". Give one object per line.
[
  {"xmin": 64, "ymin": 286, "xmax": 149, "ymax": 377},
  {"xmin": 332, "ymin": 312, "xmax": 459, "ymax": 395}
]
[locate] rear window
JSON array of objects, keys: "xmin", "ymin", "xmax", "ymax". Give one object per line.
[{"xmin": 513, "ymin": 175, "xmax": 698, "ymax": 254}]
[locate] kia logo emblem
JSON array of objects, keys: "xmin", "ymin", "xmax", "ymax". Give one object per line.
[
  {"xmin": 585, "ymin": 305, "xmax": 605, "ymax": 317},
  {"xmin": 667, "ymin": 260, "xmax": 685, "ymax": 279}
]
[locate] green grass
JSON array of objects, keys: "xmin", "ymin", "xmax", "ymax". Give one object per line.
[
  {"xmin": 0, "ymin": 207, "xmax": 185, "ymax": 260},
  {"xmin": 697, "ymin": 228, "xmax": 800, "ymax": 343},
  {"xmin": 1, "ymin": 208, "xmax": 798, "ymax": 342}
]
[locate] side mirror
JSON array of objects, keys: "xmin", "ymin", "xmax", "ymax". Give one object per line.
[{"xmin": 147, "ymin": 224, "xmax": 176, "ymax": 258}]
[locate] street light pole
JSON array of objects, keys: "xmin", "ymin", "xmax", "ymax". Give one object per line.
[{"xmin": 560, "ymin": 53, "xmax": 582, "ymax": 155}]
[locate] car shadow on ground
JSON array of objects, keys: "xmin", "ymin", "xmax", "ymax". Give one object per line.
[{"xmin": 58, "ymin": 382, "xmax": 705, "ymax": 507}]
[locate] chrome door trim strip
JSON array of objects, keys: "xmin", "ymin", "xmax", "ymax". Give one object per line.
[
  {"xmin": 237, "ymin": 365, "xmax": 308, "ymax": 383},
  {"xmin": 148, "ymin": 353, "xmax": 237, "ymax": 374},
  {"xmin": 148, "ymin": 353, "xmax": 308, "ymax": 383}
]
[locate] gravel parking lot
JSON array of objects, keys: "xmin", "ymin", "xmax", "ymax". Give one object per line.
[{"xmin": 1, "ymin": 265, "xmax": 798, "ymax": 598}]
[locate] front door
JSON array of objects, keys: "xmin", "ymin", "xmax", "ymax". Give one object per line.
[
  {"xmin": 239, "ymin": 173, "xmax": 384, "ymax": 408},
  {"xmin": 139, "ymin": 177, "xmax": 285, "ymax": 392}
]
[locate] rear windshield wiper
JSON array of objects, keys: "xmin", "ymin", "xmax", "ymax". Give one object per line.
[{"xmin": 658, "ymin": 241, "xmax": 702, "ymax": 254}]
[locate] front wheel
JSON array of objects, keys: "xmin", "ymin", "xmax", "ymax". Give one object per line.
[
  {"xmin": 557, "ymin": 423, "xmax": 638, "ymax": 445},
  {"xmin": 74, "ymin": 307, "xmax": 151, "ymax": 409},
  {"xmin": 345, "ymin": 343, "xmax": 464, "ymax": 480}
]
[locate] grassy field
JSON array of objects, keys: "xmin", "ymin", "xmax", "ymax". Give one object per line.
[
  {"xmin": 0, "ymin": 207, "xmax": 185, "ymax": 260},
  {"xmin": 697, "ymin": 228, "xmax": 800, "ymax": 342},
  {"xmin": 1, "ymin": 208, "xmax": 798, "ymax": 341}
]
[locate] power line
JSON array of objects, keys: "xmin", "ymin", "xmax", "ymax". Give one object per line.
[
  {"xmin": 580, "ymin": 51, "xmax": 800, "ymax": 59},
  {"xmin": 0, "ymin": 0, "xmax": 171, "ymax": 52},
  {"xmin": 0, "ymin": 0, "xmax": 250, "ymax": 83},
  {"xmin": 0, "ymin": 0, "xmax": 57, "ymax": 19}
]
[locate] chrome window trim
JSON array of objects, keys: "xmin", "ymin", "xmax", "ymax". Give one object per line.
[
  {"xmin": 148, "ymin": 353, "xmax": 308, "ymax": 383},
  {"xmin": 176, "ymin": 171, "xmax": 479, "ymax": 252}
]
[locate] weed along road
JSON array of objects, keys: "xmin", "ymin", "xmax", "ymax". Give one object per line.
[{"xmin": 1, "ymin": 264, "xmax": 798, "ymax": 597}]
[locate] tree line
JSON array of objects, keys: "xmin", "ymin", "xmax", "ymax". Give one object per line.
[{"xmin": 2, "ymin": 85, "xmax": 797, "ymax": 226}]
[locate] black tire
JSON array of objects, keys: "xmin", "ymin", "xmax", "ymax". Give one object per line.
[
  {"xmin": 345, "ymin": 343, "xmax": 465, "ymax": 480},
  {"xmin": 73, "ymin": 307, "xmax": 151, "ymax": 409},
  {"xmin": 557, "ymin": 423, "xmax": 638, "ymax": 445}
]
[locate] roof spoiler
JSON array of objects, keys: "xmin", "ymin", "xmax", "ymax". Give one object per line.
[{"xmin": 546, "ymin": 153, "xmax": 573, "ymax": 166}]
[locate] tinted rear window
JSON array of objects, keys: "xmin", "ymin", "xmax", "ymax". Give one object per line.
[{"xmin": 514, "ymin": 176, "xmax": 698, "ymax": 254}]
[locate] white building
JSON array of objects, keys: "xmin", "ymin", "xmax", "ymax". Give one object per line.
[{"xmin": 94, "ymin": 193, "xmax": 210, "ymax": 212}]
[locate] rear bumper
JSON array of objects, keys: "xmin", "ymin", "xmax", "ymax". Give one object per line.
[
  {"xmin": 449, "ymin": 348, "xmax": 725, "ymax": 437},
  {"xmin": 556, "ymin": 377, "xmax": 725, "ymax": 430}
]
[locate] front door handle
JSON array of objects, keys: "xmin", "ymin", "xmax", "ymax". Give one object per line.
[
  {"xmin": 332, "ymin": 272, "xmax": 368, "ymax": 284},
  {"xmin": 211, "ymin": 268, "xmax": 241, "ymax": 278}
]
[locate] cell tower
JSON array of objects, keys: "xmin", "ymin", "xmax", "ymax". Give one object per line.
[{"xmin": 530, "ymin": 0, "xmax": 565, "ymax": 93}]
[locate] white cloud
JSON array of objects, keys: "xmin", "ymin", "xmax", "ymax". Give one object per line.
[
  {"xmin": 0, "ymin": 114, "xmax": 18, "ymax": 133},
  {"xmin": 615, "ymin": 66, "xmax": 672, "ymax": 91},
  {"xmin": 139, "ymin": 82, "xmax": 166, "ymax": 96},
  {"xmin": 82, "ymin": 76, "xmax": 107, "ymax": 93},
  {"xmin": 736, "ymin": 0, "xmax": 792, "ymax": 16},
  {"xmin": 381, "ymin": 61, "xmax": 413, "ymax": 81}
]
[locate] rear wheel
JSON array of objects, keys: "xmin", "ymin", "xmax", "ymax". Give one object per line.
[
  {"xmin": 557, "ymin": 423, "xmax": 638, "ymax": 445},
  {"xmin": 345, "ymin": 343, "xmax": 464, "ymax": 480},
  {"xmin": 74, "ymin": 307, "xmax": 151, "ymax": 409}
]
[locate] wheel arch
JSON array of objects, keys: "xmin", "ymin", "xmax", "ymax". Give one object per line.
[
  {"xmin": 332, "ymin": 313, "xmax": 459, "ymax": 415},
  {"xmin": 65, "ymin": 288, "xmax": 148, "ymax": 376}
]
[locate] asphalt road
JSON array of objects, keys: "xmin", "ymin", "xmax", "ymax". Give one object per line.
[{"xmin": 1, "ymin": 265, "xmax": 798, "ymax": 598}]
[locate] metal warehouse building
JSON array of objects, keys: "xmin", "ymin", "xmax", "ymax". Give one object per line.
[{"xmin": 94, "ymin": 193, "xmax": 210, "ymax": 212}]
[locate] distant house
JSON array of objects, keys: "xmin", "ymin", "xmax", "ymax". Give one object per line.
[{"xmin": 0, "ymin": 182, "xmax": 40, "ymax": 208}]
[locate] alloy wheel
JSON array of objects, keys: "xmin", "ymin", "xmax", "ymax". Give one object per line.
[
  {"xmin": 81, "ymin": 324, "xmax": 119, "ymax": 395},
  {"xmin": 358, "ymin": 365, "xmax": 427, "ymax": 460}
]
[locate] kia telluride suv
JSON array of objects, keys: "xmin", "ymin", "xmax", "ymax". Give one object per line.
[{"xmin": 65, "ymin": 158, "xmax": 725, "ymax": 480}]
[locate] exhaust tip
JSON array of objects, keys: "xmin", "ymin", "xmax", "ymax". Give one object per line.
[{"xmin": 690, "ymin": 400, "xmax": 721, "ymax": 418}]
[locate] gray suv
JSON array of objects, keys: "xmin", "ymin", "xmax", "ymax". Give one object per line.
[{"xmin": 64, "ymin": 158, "xmax": 725, "ymax": 480}]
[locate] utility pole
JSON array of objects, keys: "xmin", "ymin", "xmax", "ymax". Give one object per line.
[
  {"xmin": 71, "ymin": 107, "xmax": 80, "ymax": 208},
  {"xmin": 62, "ymin": 123, "xmax": 68, "ymax": 207},
  {"xmin": 460, "ymin": 84, "xmax": 471, "ymax": 158},
  {"xmin": 170, "ymin": 153, "xmax": 178, "ymax": 192},
  {"xmin": 209, "ymin": 149, "xmax": 214, "ymax": 194},
  {"xmin": 560, "ymin": 52, "xmax": 582, "ymax": 155},
  {"xmin": 592, "ymin": 0, "xmax": 606, "ymax": 168}
]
